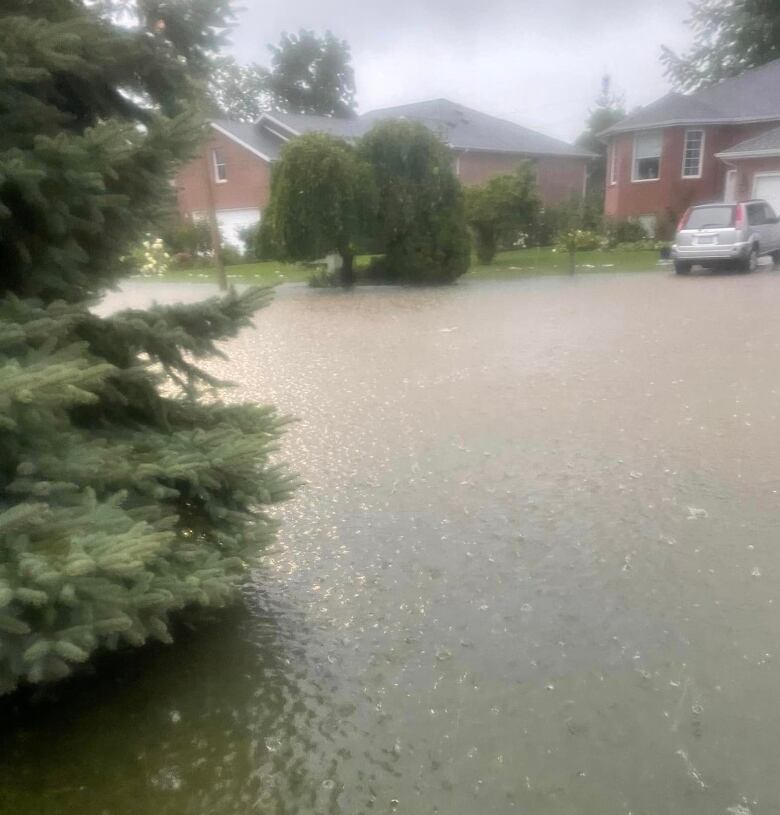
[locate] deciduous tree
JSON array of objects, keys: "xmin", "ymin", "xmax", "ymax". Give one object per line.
[
  {"xmin": 661, "ymin": 0, "xmax": 780, "ymax": 92},
  {"xmin": 269, "ymin": 133, "xmax": 374, "ymax": 285}
]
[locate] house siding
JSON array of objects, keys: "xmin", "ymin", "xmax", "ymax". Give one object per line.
[
  {"xmin": 605, "ymin": 122, "xmax": 780, "ymax": 222},
  {"xmin": 175, "ymin": 130, "xmax": 273, "ymax": 218},
  {"xmin": 455, "ymin": 150, "xmax": 588, "ymax": 204},
  {"xmin": 728, "ymin": 156, "xmax": 780, "ymax": 201}
]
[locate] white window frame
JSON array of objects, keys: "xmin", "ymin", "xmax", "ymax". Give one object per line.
[
  {"xmin": 609, "ymin": 142, "xmax": 617, "ymax": 185},
  {"xmin": 681, "ymin": 128, "xmax": 705, "ymax": 179},
  {"xmin": 631, "ymin": 131, "xmax": 663, "ymax": 183},
  {"xmin": 212, "ymin": 148, "xmax": 227, "ymax": 183}
]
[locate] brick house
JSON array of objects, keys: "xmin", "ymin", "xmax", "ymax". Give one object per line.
[
  {"xmin": 602, "ymin": 58, "xmax": 780, "ymax": 235},
  {"xmin": 175, "ymin": 99, "xmax": 593, "ymax": 246}
]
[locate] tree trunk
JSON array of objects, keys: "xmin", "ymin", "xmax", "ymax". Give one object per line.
[
  {"xmin": 340, "ymin": 248, "xmax": 355, "ymax": 287},
  {"xmin": 568, "ymin": 249, "xmax": 576, "ymax": 275}
]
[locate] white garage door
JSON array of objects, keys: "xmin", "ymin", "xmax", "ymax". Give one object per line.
[
  {"xmin": 752, "ymin": 174, "xmax": 780, "ymax": 214},
  {"xmin": 215, "ymin": 208, "xmax": 261, "ymax": 249}
]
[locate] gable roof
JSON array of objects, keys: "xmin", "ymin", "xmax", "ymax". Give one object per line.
[
  {"xmin": 716, "ymin": 124, "xmax": 780, "ymax": 158},
  {"xmin": 359, "ymin": 99, "xmax": 595, "ymax": 158},
  {"xmin": 603, "ymin": 58, "xmax": 780, "ymax": 136},
  {"xmin": 215, "ymin": 99, "xmax": 594, "ymax": 162},
  {"xmin": 210, "ymin": 119, "xmax": 286, "ymax": 161}
]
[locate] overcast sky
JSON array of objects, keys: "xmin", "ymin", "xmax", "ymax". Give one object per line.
[{"xmin": 227, "ymin": 0, "xmax": 694, "ymax": 142}]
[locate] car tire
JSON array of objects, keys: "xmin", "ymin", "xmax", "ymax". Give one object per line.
[
  {"xmin": 738, "ymin": 245, "xmax": 758, "ymax": 273},
  {"xmin": 674, "ymin": 261, "xmax": 691, "ymax": 275},
  {"xmin": 771, "ymin": 250, "xmax": 780, "ymax": 268}
]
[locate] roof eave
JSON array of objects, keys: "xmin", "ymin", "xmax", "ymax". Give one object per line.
[
  {"xmin": 452, "ymin": 144, "xmax": 594, "ymax": 159},
  {"xmin": 715, "ymin": 147, "xmax": 780, "ymax": 159},
  {"xmin": 602, "ymin": 114, "xmax": 780, "ymax": 138},
  {"xmin": 209, "ymin": 122, "xmax": 273, "ymax": 162}
]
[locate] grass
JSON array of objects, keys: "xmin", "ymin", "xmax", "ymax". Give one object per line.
[
  {"xmin": 149, "ymin": 247, "xmax": 666, "ymax": 286},
  {"xmin": 467, "ymin": 246, "xmax": 665, "ymax": 279}
]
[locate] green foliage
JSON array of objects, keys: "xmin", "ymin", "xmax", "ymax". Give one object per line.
[
  {"xmin": 576, "ymin": 75, "xmax": 625, "ymax": 205},
  {"xmin": 161, "ymin": 217, "xmax": 212, "ymax": 259},
  {"xmin": 661, "ymin": 0, "xmax": 780, "ymax": 91},
  {"xmin": 465, "ymin": 163, "xmax": 541, "ymax": 263},
  {"xmin": 359, "ymin": 121, "xmax": 471, "ymax": 283},
  {"xmin": 269, "ymin": 133, "xmax": 374, "ymax": 284},
  {"xmin": 527, "ymin": 199, "xmax": 603, "ymax": 247},
  {"xmin": 209, "ymin": 56, "xmax": 270, "ymax": 122},
  {"xmin": 557, "ymin": 229, "xmax": 605, "ymax": 254},
  {"xmin": 0, "ymin": 0, "xmax": 294, "ymax": 694},
  {"xmin": 604, "ymin": 218, "xmax": 649, "ymax": 246},
  {"xmin": 267, "ymin": 30, "xmax": 357, "ymax": 117}
]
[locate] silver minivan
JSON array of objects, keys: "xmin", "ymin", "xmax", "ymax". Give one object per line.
[{"xmin": 672, "ymin": 200, "xmax": 780, "ymax": 274}]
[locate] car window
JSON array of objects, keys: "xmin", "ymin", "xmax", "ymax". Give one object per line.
[
  {"xmin": 747, "ymin": 204, "xmax": 765, "ymax": 226},
  {"xmin": 763, "ymin": 204, "xmax": 776, "ymax": 223},
  {"xmin": 684, "ymin": 206, "xmax": 734, "ymax": 229}
]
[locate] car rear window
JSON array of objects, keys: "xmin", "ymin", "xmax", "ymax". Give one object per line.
[{"xmin": 683, "ymin": 206, "xmax": 734, "ymax": 229}]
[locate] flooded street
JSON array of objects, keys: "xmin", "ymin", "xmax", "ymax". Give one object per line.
[{"xmin": 3, "ymin": 270, "xmax": 780, "ymax": 814}]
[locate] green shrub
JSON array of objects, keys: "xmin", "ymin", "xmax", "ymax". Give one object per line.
[
  {"xmin": 359, "ymin": 120, "xmax": 470, "ymax": 283},
  {"xmin": 605, "ymin": 218, "xmax": 648, "ymax": 246}
]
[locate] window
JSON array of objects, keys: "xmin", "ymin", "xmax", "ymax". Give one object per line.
[
  {"xmin": 682, "ymin": 129, "xmax": 704, "ymax": 178},
  {"xmin": 632, "ymin": 131, "xmax": 662, "ymax": 181},
  {"xmin": 212, "ymin": 148, "xmax": 227, "ymax": 183},
  {"xmin": 683, "ymin": 206, "xmax": 735, "ymax": 230},
  {"xmin": 609, "ymin": 143, "xmax": 617, "ymax": 185}
]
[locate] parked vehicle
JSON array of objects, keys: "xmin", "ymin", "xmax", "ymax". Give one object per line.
[{"xmin": 671, "ymin": 200, "xmax": 780, "ymax": 274}]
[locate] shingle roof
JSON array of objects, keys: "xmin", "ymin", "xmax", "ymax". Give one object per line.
[
  {"xmin": 359, "ymin": 99, "xmax": 595, "ymax": 158},
  {"xmin": 246, "ymin": 99, "xmax": 594, "ymax": 160},
  {"xmin": 717, "ymin": 124, "xmax": 780, "ymax": 157},
  {"xmin": 211, "ymin": 119, "xmax": 286, "ymax": 160},
  {"xmin": 603, "ymin": 58, "xmax": 780, "ymax": 135}
]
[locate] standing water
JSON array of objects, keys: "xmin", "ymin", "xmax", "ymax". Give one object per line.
[{"xmin": 2, "ymin": 271, "xmax": 780, "ymax": 814}]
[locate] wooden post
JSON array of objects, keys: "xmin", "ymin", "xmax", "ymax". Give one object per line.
[{"xmin": 202, "ymin": 148, "xmax": 227, "ymax": 291}]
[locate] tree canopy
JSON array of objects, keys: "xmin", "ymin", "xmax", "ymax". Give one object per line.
[
  {"xmin": 209, "ymin": 56, "xmax": 270, "ymax": 121},
  {"xmin": 359, "ymin": 121, "xmax": 471, "ymax": 284},
  {"xmin": 269, "ymin": 133, "xmax": 374, "ymax": 285},
  {"xmin": 661, "ymin": 0, "xmax": 780, "ymax": 92},
  {"xmin": 267, "ymin": 30, "xmax": 357, "ymax": 117},
  {"xmin": 576, "ymin": 75, "xmax": 625, "ymax": 204},
  {"xmin": 0, "ymin": 0, "xmax": 293, "ymax": 693},
  {"xmin": 465, "ymin": 164, "xmax": 541, "ymax": 263}
]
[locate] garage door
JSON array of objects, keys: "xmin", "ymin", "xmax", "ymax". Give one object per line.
[
  {"xmin": 753, "ymin": 175, "xmax": 780, "ymax": 214},
  {"xmin": 215, "ymin": 208, "xmax": 261, "ymax": 249}
]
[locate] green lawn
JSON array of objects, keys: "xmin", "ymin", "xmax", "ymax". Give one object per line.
[
  {"xmin": 149, "ymin": 247, "xmax": 665, "ymax": 286},
  {"xmin": 467, "ymin": 246, "xmax": 665, "ymax": 279}
]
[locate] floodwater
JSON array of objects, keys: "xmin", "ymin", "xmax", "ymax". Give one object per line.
[{"xmin": 3, "ymin": 269, "xmax": 780, "ymax": 814}]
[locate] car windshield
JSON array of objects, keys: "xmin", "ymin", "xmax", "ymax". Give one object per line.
[{"xmin": 684, "ymin": 206, "xmax": 735, "ymax": 229}]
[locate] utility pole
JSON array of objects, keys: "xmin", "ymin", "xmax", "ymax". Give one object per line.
[{"xmin": 202, "ymin": 148, "xmax": 227, "ymax": 290}]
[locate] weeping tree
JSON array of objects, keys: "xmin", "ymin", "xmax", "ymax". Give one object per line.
[
  {"xmin": 359, "ymin": 120, "xmax": 471, "ymax": 284},
  {"xmin": 0, "ymin": 0, "xmax": 295, "ymax": 694},
  {"xmin": 269, "ymin": 133, "xmax": 374, "ymax": 286}
]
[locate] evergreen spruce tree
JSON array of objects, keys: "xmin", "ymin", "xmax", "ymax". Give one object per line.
[{"xmin": 0, "ymin": 0, "xmax": 295, "ymax": 694}]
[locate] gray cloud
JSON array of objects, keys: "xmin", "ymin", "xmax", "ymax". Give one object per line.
[{"xmin": 228, "ymin": 0, "xmax": 693, "ymax": 141}]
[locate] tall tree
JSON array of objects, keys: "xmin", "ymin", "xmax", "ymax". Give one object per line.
[
  {"xmin": 576, "ymin": 75, "xmax": 625, "ymax": 204},
  {"xmin": 0, "ymin": 0, "xmax": 294, "ymax": 694},
  {"xmin": 269, "ymin": 133, "xmax": 374, "ymax": 285},
  {"xmin": 662, "ymin": 0, "xmax": 780, "ymax": 92},
  {"xmin": 359, "ymin": 121, "xmax": 471, "ymax": 284},
  {"xmin": 209, "ymin": 55, "xmax": 270, "ymax": 121},
  {"xmin": 267, "ymin": 30, "xmax": 357, "ymax": 117}
]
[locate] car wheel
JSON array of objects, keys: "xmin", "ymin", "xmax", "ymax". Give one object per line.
[
  {"xmin": 739, "ymin": 246, "xmax": 758, "ymax": 273},
  {"xmin": 674, "ymin": 261, "xmax": 691, "ymax": 275},
  {"xmin": 771, "ymin": 250, "xmax": 780, "ymax": 268}
]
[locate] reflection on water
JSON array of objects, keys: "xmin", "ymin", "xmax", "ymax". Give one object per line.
[{"xmin": 3, "ymin": 272, "xmax": 780, "ymax": 814}]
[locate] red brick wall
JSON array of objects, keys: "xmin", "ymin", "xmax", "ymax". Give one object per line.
[
  {"xmin": 455, "ymin": 150, "xmax": 587, "ymax": 205},
  {"xmin": 731, "ymin": 156, "xmax": 780, "ymax": 201},
  {"xmin": 604, "ymin": 122, "xmax": 780, "ymax": 221},
  {"xmin": 175, "ymin": 129, "xmax": 272, "ymax": 217}
]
